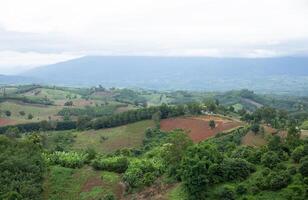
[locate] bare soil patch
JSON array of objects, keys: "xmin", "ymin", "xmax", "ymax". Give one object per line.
[
  {"xmin": 0, "ymin": 118, "xmax": 18, "ymax": 126},
  {"xmin": 241, "ymin": 131, "xmax": 267, "ymax": 147},
  {"xmin": 160, "ymin": 115, "xmax": 243, "ymax": 142}
]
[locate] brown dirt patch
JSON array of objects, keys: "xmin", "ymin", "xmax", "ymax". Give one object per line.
[
  {"xmin": 301, "ymin": 130, "xmax": 308, "ymax": 138},
  {"xmin": 0, "ymin": 118, "xmax": 18, "ymax": 126},
  {"xmin": 81, "ymin": 176, "xmax": 103, "ymax": 192},
  {"xmin": 160, "ymin": 116, "xmax": 243, "ymax": 142},
  {"xmin": 123, "ymin": 181, "xmax": 174, "ymax": 200},
  {"xmin": 241, "ymin": 131, "xmax": 267, "ymax": 147}
]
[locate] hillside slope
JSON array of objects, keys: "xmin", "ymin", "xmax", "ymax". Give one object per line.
[{"xmin": 23, "ymin": 56, "xmax": 308, "ymax": 94}]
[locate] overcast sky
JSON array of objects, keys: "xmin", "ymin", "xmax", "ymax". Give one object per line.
[{"xmin": 1, "ymin": 0, "xmax": 308, "ymax": 74}]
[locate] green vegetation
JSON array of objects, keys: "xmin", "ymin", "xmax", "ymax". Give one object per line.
[
  {"xmin": 1, "ymin": 85, "xmax": 308, "ymax": 200},
  {"xmin": 0, "ymin": 135, "xmax": 45, "ymax": 200}
]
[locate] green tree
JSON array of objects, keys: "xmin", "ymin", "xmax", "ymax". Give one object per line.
[
  {"xmin": 261, "ymin": 151, "xmax": 280, "ymax": 169},
  {"xmin": 286, "ymin": 125, "xmax": 301, "ymax": 149},
  {"xmin": 5, "ymin": 110, "xmax": 11, "ymax": 117},
  {"xmin": 209, "ymin": 120, "xmax": 216, "ymax": 129},
  {"xmin": 251, "ymin": 123, "xmax": 260, "ymax": 134},
  {"xmin": 180, "ymin": 143, "xmax": 223, "ymax": 199}
]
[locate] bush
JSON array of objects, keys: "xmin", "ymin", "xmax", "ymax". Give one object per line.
[
  {"xmin": 5, "ymin": 110, "xmax": 11, "ymax": 117},
  {"xmin": 0, "ymin": 136, "xmax": 45, "ymax": 199},
  {"xmin": 43, "ymin": 151, "xmax": 88, "ymax": 168},
  {"xmin": 123, "ymin": 159, "xmax": 163, "ymax": 189},
  {"xmin": 283, "ymin": 184, "xmax": 306, "ymax": 200},
  {"xmin": 210, "ymin": 158, "xmax": 255, "ymax": 183},
  {"xmin": 180, "ymin": 143, "xmax": 223, "ymax": 199},
  {"xmin": 261, "ymin": 151, "xmax": 280, "ymax": 169},
  {"xmin": 28, "ymin": 113, "xmax": 34, "ymax": 119},
  {"xmin": 292, "ymin": 146, "xmax": 305, "ymax": 163},
  {"xmin": 236, "ymin": 184, "xmax": 248, "ymax": 195},
  {"xmin": 231, "ymin": 146, "xmax": 260, "ymax": 164},
  {"xmin": 92, "ymin": 156, "xmax": 128, "ymax": 173},
  {"xmin": 299, "ymin": 161, "xmax": 308, "ymax": 177},
  {"xmin": 253, "ymin": 169, "xmax": 291, "ymax": 191},
  {"xmin": 216, "ymin": 185, "xmax": 236, "ymax": 200}
]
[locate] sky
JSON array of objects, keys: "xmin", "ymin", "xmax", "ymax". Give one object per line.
[{"xmin": 0, "ymin": 0, "xmax": 308, "ymax": 74}]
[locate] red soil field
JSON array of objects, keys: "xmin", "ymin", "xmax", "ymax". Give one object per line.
[
  {"xmin": 160, "ymin": 116, "xmax": 243, "ymax": 142},
  {"xmin": 0, "ymin": 118, "xmax": 18, "ymax": 126}
]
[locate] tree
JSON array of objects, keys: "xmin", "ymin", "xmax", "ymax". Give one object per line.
[
  {"xmin": 209, "ymin": 120, "xmax": 216, "ymax": 129},
  {"xmin": 261, "ymin": 151, "xmax": 280, "ymax": 169},
  {"xmin": 152, "ymin": 111, "xmax": 161, "ymax": 129},
  {"xmin": 180, "ymin": 143, "xmax": 223, "ymax": 199},
  {"xmin": 299, "ymin": 161, "xmax": 308, "ymax": 177},
  {"xmin": 19, "ymin": 111, "xmax": 25, "ymax": 116},
  {"xmin": 64, "ymin": 101, "xmax": 73, "ymax": 106},
  {"xmin": 291, "ymin": 146, "xmax": 305, "ymax": 163},
  {"xmin": 5, "ymin": 110, "xmax": 11, "ymax": 117},
  {"xmin": 251, "ymin": 123, "xmax": 260, "ymax": 134},
  {"xmin": 216, "ymin": 185, "xmax": 236, "ymax": 200},
  {"xmin": 28, "ymin": 113, "xmax": 34, "ymax": 120},
  {"xmin": 286, "ymin": 125, "xmax": 301, "ymax": 149},
  {"xmin": 161, "ymin": 130, "xmax": 193, "ymax": 179}
]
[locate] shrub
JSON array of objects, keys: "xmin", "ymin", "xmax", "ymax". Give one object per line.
[
  {"xmin": 19, "ymin": 111, "xmax": 25, "ymax": 116},
  {"xmin": 123, "ymin": 159, "xmax": 163, "ymax": 189},
  {"xmin": 299, "ymin": 161, "xmax": 308, "ymax": 177},
  {"xmin": 43, "ymin": 151, "xmax": 88, "ymax": 168},
  {"xmin": 266, "ymin": 170, "xmax": 291, "ymax": 190},
  {"xmin": 5, "ymin": 110, "xmax": 11, "ymax": 117},
  {"xmin": 283, "ymin": 184, "xmax": 306, "ymax": 200},
  {"xmin": 292, "ymin": 146, "xmax": 305, "ymax": 163},
  {"xmin": 261, "ymin": 151, "xmax": 280, "ymax": 169},
  {"xmin": 236, "ymin": 184, "xmax": 248, "ymax": 195},
  {"xmin": 92, "ymin": 156, "xmax": 128, "ymax": 173},
  {"xmin": 28, "ymin": 113, "xmax": 34, "ymax": 119},
  {"xmin": 216, "ymin": 185, "xmax": 236, "ymax": 200}
]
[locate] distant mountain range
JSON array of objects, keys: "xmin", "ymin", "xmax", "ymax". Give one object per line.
[
  {"xmin": 9, "ymin": 56, "xmax": 308, "ymax": 94},
  {"xmin": 0, "ymin": 74, "xmax": 40, "ymax": 85}
]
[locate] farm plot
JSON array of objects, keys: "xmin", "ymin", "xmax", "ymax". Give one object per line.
[
  {"xmin": 0, "ymin": 101, "xmax": 62, "ymax": 122},
  {"xmin": 160, "ymin": 115, "xmax": 243, "ymax": 142},
  {"xmin": 72, "ymin": 120, "xmax": 154, "ymax": 153}
]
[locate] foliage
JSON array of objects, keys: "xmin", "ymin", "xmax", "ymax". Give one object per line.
[
  {"xmin": 209, "ymin": 120, "xmax": 216, "ymax": 129},
  {"xmin": 261, "ymin": 151, "xmax": 281, "ymax": 169},
  {"xmin": 180, "ymin": 143, "xmax": 223, "ymax": 199},
  {"xmin": 43, "ymin": 151, "xmax": 88, "ymax": 168},
  {"xmin": 123, "ymin": 158, "xmax": 164, "ymax": 189},
  {"xmin": 0, "ymin": 136, "xmax": 45, "ymax": 200},
  {"xmin": 91, "ymin": 156, "xmax": 129, "ymax": 173}
]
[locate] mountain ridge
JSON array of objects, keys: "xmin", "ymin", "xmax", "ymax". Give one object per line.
[{"xmin": 21, "ymin": 56, "xmax": 308, "ymax": 93}]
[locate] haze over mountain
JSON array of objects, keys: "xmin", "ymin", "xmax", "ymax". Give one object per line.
[{"xmin": 21, "ymin": 56, "xmax": 308, "ymax": 94}]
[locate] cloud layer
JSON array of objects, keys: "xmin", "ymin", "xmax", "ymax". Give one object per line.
[{"xmin": 0, "ymin": 0, "xmax": 308, "ymax": 73}]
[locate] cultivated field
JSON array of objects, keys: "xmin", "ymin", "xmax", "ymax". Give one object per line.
[
  {"xmin": 160, "ymin": 115, "xmax": 243, "ymax": 142},
  {"xmin": 72, "ymin": 120, "xmax": 154, "ymax": 153}
]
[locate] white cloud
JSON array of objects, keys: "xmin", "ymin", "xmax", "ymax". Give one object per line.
[
  {"xmin": 0, "ymin": 0, "xmax": 308, "ymax": 73},
  {"xmin": 0, "ymin": 51, "xmax": 81, "ymax": 74}
]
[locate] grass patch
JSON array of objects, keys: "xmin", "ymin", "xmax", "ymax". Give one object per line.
[
  {"xmin": 72, "ymin": 120, "xmax": 154, "ymax": 153},
  {"xmin": 165, "ymin": 184, "xmax": 188, "ymax": 200},
  {"xmin": 0, "ymin": 101, "xmax": 62, "ymax": 121},
  {"xmin": 43, "ymin": 166, "xmax": 121, "ymax": 200},
  {"xmin": 300, "ymin": 120, "xmax": 308, "ymax": 130}
]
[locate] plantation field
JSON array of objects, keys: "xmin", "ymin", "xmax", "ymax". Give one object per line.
[
  {"xmin": 24, "ymin": 88, "xmax": 81, "ymax": 100},
  {"xmin": 0, "ymin": 101, "xmax": 62, "ymax": 122},
  {"xmin": 71, "ymin": 120, "xmax": 154, "ymax": 153},
  {"xmin": 43, "ymin": 166, "xmax": 123, "ymax": 200},
  {"xmin": 160, "ymin": 115, "xmax": 243, "ymax": 142}
]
